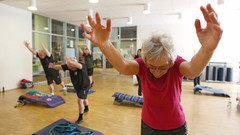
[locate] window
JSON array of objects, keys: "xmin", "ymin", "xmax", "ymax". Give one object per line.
[
  {"xmin": 67, "ymin": 23, "xmax": 75, "ymax": 37},
  {"xmin": 52, "ymin": 19, "xmax": 63, "ymax": 35},
  {"xmin": 52, "ymin": 35, "xmax": 63, "ymax": 62},
  {"xmin": 32, "ymin": 14, "xmax": 49, "ymax": 33},
  {"xmin": 120, "ymin": 26, "xmax": 137, "ymax": 38}
]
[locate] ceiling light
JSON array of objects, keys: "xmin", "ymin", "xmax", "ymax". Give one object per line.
[
  {"xmin": 71, "ymin": 28, "xmax": 75, "ymax": 32},
  {"xmin": 89, "ymin": 0, "xmax": 99, "ymax": 3},
  {"xmin": 143, "ymin": 3, "xmax": 150, "ymax": 14},
  {"xmin": 28, "ymin": 0, "xmax": 37, "ymax": 11},
  {"xmin": 127, "ymin": 16, "xmax": 132, "ymax": 24}
]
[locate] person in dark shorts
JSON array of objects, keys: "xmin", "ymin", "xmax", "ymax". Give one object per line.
[
  {"xmin": 48, "ymin": 56, "xmax": 90, "ymax": 124},
  {"xmin": 24, "ymin": 41, "xmax": 67, "ymax": 95},
  {"xmin": 130, "ymin": 43, "xmax": 142, "ymax": 96},
  {"xmin": 78, "ymin": 44, "xmax": 94, "ymax": 87}
]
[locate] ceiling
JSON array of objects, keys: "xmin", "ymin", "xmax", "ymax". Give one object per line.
[{"xmin": 1, "ymin": 0, "xmax": 220, "ymax": 27}]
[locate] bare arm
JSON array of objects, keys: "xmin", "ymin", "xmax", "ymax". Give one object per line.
[
  {"xmin": 80, "ymin": 13, "xmax": 139, "ymax": 75},
  {"xmin": 48, "ymin": 62, "xmax": 63, "ymax": 70},
  {"xmin": 130, "ymin": 43, "xmax": 136, "ymax": 58},
  {"xmin": 24, "ymin": 41, "xmax": 37, "ymax": 56},
  {"xmin": 180, "ymin": 4, "xmax": 223, "ymax": 79},
  {"xmin": 78, "ymin": 45, "xmax": 84, "ymax": 56},
  {"xmin": 64, "ymin": 56, "xmax": 83, "ymax": 70},
  {"xmin": 40, "ymin": 42, "xmax": 51, "ymax": 57}
]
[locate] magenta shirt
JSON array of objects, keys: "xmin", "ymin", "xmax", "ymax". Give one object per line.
[{"xmin": 136, "ymin": 56, "xmax": 186, "ymax": 130}]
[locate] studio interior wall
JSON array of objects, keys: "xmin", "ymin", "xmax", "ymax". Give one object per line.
[{"xmin": 0, "ymin": 3, "xmax": 32, "ymax": 91}]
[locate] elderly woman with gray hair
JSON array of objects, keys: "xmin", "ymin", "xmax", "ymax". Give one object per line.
[{"xmin": 80, "ymin": 3, "xmax": 222, "ymax": 135}]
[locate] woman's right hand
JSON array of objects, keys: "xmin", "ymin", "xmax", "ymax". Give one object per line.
[{"xmin": 80, "ymin": 12, "xmax": 112, "ymax": 48}]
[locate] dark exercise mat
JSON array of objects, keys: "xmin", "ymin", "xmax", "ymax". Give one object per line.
[{"xmin": 32, "ymin": 119, "xmax": 104, "ymax": 135}]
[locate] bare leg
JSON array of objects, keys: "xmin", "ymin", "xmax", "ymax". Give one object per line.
[
  {"xmin": 84, "ymin": 99, "xmax": 88, "ymax": 106},
  {"xmin": 78, "ymin": 98, "xmax": 85, "ymax": 114},
  {"xmin": 48, "ymin": 83, "xmax": 54, "ymax": 95},
  {"xmin": 76, "ymin": 98, "xmax": 84, "ymax": 124},
  {"xmin": 59, "ymin": 81, "xmax": 65, "ymax": 88},
  {"xmin": 88, "ymin": 76, "xmax": 92, "ymax": 85}
]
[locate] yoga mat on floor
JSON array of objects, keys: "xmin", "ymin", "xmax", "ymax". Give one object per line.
[{"xmin": 32, "ymin": 119, "xmax": 104, "ymax": 135}]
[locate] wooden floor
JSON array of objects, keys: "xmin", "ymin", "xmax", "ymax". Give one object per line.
[{"xmin": 1, "ymin": 74, "xmax": 240, "ymax": 135}]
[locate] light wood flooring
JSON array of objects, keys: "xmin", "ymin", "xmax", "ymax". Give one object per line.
[{"xmin": 0, "ymin": 74, "xmax": 240, "ymax": 135}]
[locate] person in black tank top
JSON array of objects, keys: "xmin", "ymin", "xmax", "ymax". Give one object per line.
[
  {"xmin": 24, "ymin": 41, "xmax": 67, "ymax": 95},
  {"xmin": 48, "ymin": 56, "xmax": 90, "ymax": 124}
]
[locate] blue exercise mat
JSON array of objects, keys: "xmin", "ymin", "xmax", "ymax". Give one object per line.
[
  {"xmin": 19, "ymin": 90, "xmax": 65, "ymax": 108},
  {"xmin": 193, "ymin": 85, "xmax": 230, "ymax": 97},
  {"xmin": 32, "ymin": 119, "xmax": 104, "ymax": 135},
  {"xmin": 112, "ymin": 92, "xmax": 143, "ymax": 107}
]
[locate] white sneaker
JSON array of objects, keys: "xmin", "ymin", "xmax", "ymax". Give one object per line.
[
  {"xmin": 63, "ymin": 87, "xmax": 67, "ymax": 95},
  {"xmin": 51, "ymin": 93, "xmax": 54, "ymax": 96}
]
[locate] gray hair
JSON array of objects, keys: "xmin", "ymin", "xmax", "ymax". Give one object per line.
[{"xmin": 141, "ymin": 32, "xmax": 177, "ymax": 65}]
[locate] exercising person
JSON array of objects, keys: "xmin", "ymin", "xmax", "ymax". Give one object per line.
[
  {"xmin": 78, "ymin": 44, "xmax": 94, "ymax": 87},
  {"xmin": 24, "ymin": 41, "xmax": 67, "ymax": 95},
  {"xmin": 80, "ymin": 3, "xmax": 222, "ymax": 134},
  {"xmin": 130, "ymin": 43, "xmax": 142, "ymax": 96},
  {"xmin": 49, "ymin": 56, "xmax": 90, "ymax": 124}
]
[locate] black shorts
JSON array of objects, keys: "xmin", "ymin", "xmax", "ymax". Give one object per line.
[
  {"xmin": 76, "ymin": 88, "xmax": 89, "ymax": 99},
  {"xmin": 141, "ymin": 120, "xmax": 187, "ymax": 135},
  {"xmin": 46, "ymin": 73, "xmax": 62, "ymax": 85},
  {"xmin": 87, "ymin": 68, "xmax": 94, "ymax": 76}
]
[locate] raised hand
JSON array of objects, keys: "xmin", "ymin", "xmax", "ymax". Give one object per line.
[
  {"xmin": 130, "ymin": 43, "xmax": 134, "ymax": 48},
  {"xmin": 195, "ymin": 4, "xmax": 223, "ymax": 53},
  {"xmin": 24, "ymin": 41, "xmax": 29, "ymax": 47},
  {"xmin": 80, "ymin": 12, "xmax": 112, "ymax": 47}
]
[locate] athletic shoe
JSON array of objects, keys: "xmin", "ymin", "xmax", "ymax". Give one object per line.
[
  {"xmin": 75, "ymin": 119, "xmax": 83, "ymax": 124},
  {"xmin": 63, "ymin": 87, "xmax": 67, "ymax": 95}
]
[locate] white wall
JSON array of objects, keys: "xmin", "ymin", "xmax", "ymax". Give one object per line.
[
  {"xmin": 137, "ymin": 8, "xmax": 240, "ymax": 82},
  {"xmin": 0, "ymin": 3, "xmax": 32, "ymax": 91}
]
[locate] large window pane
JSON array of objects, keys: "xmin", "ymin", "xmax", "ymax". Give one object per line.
[
  {"xmin": 52, "ymin": 36, "xmax": 63, "ymax": 63},
  {"xmin": 52, "ymin": 19, "xmax": 63, "ymax": 35},
  {"xmin": 120, "ymin": 26, "xmax": 137, "ymax": 38},
  {"xmin": 33, "ymin": 33, "xmax": 49, "ymax": 82},
  {"xmin": 32, "ymin": 14, "xmax": 48, "ymax": 33},
  {"xmin": 67, "ymin": 24, "xmax": 75, "ymax": 37}
]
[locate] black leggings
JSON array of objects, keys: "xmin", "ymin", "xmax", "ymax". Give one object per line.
[
  {"xmin": 136, "ymin": 75, "xmax": 142, "ymax": 96},
  {"xmin": 193, "ymin": 74, "xmax": 202, "ymax": 87},
  {"xmin": 141, "ymin": 120, "xmax": 187, "ymax": 135}
]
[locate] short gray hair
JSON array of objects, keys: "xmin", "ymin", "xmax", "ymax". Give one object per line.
[{"xmin": 141, "ymin": 32, "xmax": 177, "ymax": 65}]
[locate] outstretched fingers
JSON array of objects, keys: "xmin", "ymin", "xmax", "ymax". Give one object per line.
[
  {"xmin": 95, "ymin": 12, "xmax": 101, "ymax": 25},
  {"xmin": 207, "ymin": 4, "xmax": 218, "ymax": 18},
  {"xmin": 88, "ymin": 15, "xmax": 96, "ymax": 28},
  {"xmin": 80, "ymin": 23, "xmax": 92, "ymax": 33},
  {"xmin": 200, "ymin": 6, "xmax": 211, "ymax": 23},
  {"xmin": 106, "ymin": 18, "xmax": 112, "ymax": 32},
  {"xmin": 195, "ymin": 19, "xmax": 202, "ymax": 33}
]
